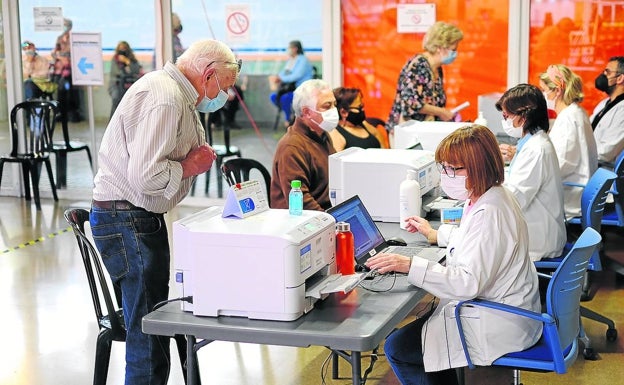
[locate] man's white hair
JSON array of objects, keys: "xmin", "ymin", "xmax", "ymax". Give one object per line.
[
  {"xmin": 292, "ymin": 79, "xmax": 331, "ymax": 117},
  {"xmin": 177, "ymin": 39, "xmax": 238, "ymax": 78}
]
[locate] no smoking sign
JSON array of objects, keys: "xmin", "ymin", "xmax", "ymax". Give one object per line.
[{"xmin": 226, "ymin": 6, "xmax": 251, "ymax": 43}]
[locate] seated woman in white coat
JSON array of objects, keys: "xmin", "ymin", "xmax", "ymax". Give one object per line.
[
  {"xmin": 366, "ymin": 125, "xmax": 542, "ymax": 385},
  {"xmin": 496, "ymin": 83, "xmax": 566, "ymax": 261},
  {"xmin": 539, "ymin": 64, "xmax": 598, "ymax": 220}
]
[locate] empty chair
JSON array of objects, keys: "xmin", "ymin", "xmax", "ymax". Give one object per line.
[
  {"xmin": 456, "ymin": 227, "xmax": 602, "ymax": 385},
  {"xmin": 64, "ymin": 208, "xmax": 198, "ymax": 385},
  {"xmin": 0, "ymin": 100, "xmax": 59, "ymax": 210},
  {"xmin": 221, "ymin": 157, "xmax": 272, "ymax": 206},
  {"xmin": 535, "ymin": 167, "xmax": 618, "ymax": 358},
  {"xmin": 50, "ymin": 113, "xmax": 93, "ymax": 189}
]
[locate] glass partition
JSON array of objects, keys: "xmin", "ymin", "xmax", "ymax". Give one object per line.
[
  {"xmin": 341, "ymin": 0, "xmax": 510, "ymax": 124},
  {"xmin": 529, "ymin": 0, "xmax": 624, "ymax": 115}
]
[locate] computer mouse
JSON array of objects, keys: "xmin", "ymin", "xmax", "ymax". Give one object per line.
[{"xmin": 386, "ymin": 237, "xmax": 407, "ymax": 247}]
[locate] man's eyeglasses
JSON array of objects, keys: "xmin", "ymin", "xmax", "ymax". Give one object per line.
[
  {"xmin": 207, "ymin": 59, "xmax": 243, "ymax": 71},
  {"xmin": 603, "ymin": 68, "xmax": 622, "ymax": 77},
  {"xmin": 437, "ymin": 163, "xmax": 465, "ymax": 178}
]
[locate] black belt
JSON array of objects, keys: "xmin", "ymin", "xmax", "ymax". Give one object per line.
[{"xmin": 92, "ymin": 200, "xmax": 140, "ymax": 210}]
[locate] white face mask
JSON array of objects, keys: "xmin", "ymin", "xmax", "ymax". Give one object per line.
[
  {"xmin": 543, "ymin": 92, "xmax": 556, "ymax": 110},
  {"xmin": 440, "ymin": 174, "xmax": 470, "ymax": 201},
  {"xmin": 501, "ymin": 118, "xmax": 523, "ymax": 138},
  {"xmin": 311, "ymin": 107, "xmax": 339, "ymax": 132}
]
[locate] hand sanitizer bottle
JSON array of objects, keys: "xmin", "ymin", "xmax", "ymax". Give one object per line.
[
  {"xmin": 399, "ymin": 170, "xmax": 421, "ymax": 230},
  {"xmin": 475, "ymin": 111, "xmax": 488, "ymax": 127}
]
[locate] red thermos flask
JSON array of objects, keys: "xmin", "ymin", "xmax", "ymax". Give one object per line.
[{"xmin": 336, "ymin": 222, "xmax": 355, "ymax": 275}]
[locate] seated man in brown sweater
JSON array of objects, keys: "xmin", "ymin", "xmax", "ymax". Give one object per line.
[{"xmin": 270, "ymin": 79, "xmax": 339, "ymax": 210}]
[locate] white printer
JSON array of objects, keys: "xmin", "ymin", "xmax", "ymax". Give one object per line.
[
  {"xmin": 393, "ymin": 120, "xmax": 466, "ymax": 151},
  {"xmin": 329, "ymin": 148, "xmax": 440, "ymax": 222},
  {"xmin": 173, "ymin": 206, "xmax": 344, "ymax": 321}
]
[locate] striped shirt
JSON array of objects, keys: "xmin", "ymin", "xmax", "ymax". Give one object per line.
[{"xmin": 92, "ymin": 62, "xmax": 205, "ymax": 213}]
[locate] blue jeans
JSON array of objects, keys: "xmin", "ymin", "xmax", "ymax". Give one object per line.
[
  {"xmin": 384, "ymin": 313, "xmax": 459, "ymax": 385},
  {"xmin": 270, "ymin": 91, "xmax": 294, "ymax": 122},
  {"xmin": 90, "ymin": 206, "xmax": 171, "ymax": 385}
]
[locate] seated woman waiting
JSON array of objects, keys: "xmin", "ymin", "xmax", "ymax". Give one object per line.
[
  {"xmin": 365, "ymin": 124, "xmax": 542, "ymax": 385},
  {"xmin": 329, "ymin": 87, "xmax": 388, "ymax": 151},
  {"xmin": 269, "ymin": 40, "xmax": 314, "ymax": 128}
]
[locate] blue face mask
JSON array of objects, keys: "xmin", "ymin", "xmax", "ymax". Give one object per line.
[
  {"xmin": 441, "ymin": 49, "xmax": 457, "ymax": 65},
  {"xmin": 196, "ymin": 73, "xmax": 229, "ymax": 113}
]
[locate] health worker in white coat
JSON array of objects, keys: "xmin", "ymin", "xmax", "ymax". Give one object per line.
[
  {"xmin": 539, "ymin": 64, "xmax": 598, "ymax": 219},
  {"xmin": 366, "ymin": 124, "xmax": 542, "ymax": 385},
  {"xmin": 497, "ymin": 83, "xmax": 566, "ymax": 262}
]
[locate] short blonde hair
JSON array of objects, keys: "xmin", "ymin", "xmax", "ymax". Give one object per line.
[
  {"xmin": 539, "ymin": 64, "xmax": 584, "ymax": 105},
  {"xmin": 423, "ymin": 21, "xmax": 464, "ymax": 53}
]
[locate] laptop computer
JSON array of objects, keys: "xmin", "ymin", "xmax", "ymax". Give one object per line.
[{"xmin": 326, "ymin": 195, "xmax": 446, "ymax": 271}]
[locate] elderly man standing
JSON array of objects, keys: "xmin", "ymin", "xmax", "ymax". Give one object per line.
[
  {"xmin": 270, "ymin": 79, "xmax": 338, "ymax": 210},
  {"xmin": 89, "ymin": 39, "xmax": 240, "ymax": 385},
  {"xmin": 592, "ymin": 56, "xmax": 624, "ymax": 165}
]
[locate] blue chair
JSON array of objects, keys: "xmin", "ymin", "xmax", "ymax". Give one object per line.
[
  {"xmin": 601, "ymin": 150, "xmax": 624, "ymax": 227},
  {"xmin": 535, "ymin": 167, "xmax": 618, "ymax": 358},
  {"xmin": 455, "ymin": 227, "xmax": 602, "ymax": 385}
]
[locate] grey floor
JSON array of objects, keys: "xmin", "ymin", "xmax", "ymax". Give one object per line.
[{"xmin": 0, "ymin": 117, "xmax": 623, "ymax": 385}]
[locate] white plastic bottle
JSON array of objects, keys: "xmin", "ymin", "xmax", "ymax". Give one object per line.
[
  {"xmin": 475, "ymin": 111, "xmax": 488, "ymax": 127},
  {"xmin": 399, "ymin": 170, "xmax": 421, "ymax": 230}
]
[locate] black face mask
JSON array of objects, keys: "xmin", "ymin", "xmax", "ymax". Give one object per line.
[
  {"xmin": 345, "ymin": 108, "xmax": 366, "ymax": 126},
  {"xmin": 595, "ymin": 73, "xmax": 617, "ymax": 95}
]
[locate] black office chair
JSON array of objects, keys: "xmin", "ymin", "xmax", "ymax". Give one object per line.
[
  {"xmin": 221, "ymin": 157, "xmax": 272, "ymax": 206},
  {"xmin": 64, "ymin": 208, "xmax": 199, "ymax": 385},
  {"xmin": 0, "ymin": 100, "xmax": 59, "ymax": 210}
]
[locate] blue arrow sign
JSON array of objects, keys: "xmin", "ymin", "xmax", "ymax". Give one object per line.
[{"xmin": 78, "ymin": 57, "xmax": 94, "ymax": 75}]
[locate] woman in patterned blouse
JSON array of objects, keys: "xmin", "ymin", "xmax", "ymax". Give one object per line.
[{"xmin": 386, "ymin": 22, "xmax": 464, "ymax": 133}]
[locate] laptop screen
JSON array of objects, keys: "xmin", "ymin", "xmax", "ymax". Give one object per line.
[{"xmin": 326, "ymin": 195, "xmax": 386, "ymax": 263}]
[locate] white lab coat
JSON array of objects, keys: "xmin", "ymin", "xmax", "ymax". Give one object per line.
[
  {"xmin": 591, "ymin": 97, "xmax": 624, "ymax": 163},
  {"xmin": 408, "ymin": 186, "xmax": 542, "ymax": 372},
  {"xmin": 504, "ymin": 130, "xmax": 566, "ymax": 261},
  {"xmin": 549, "ymin": 103, "xmax": 598, "ymax": 219}
]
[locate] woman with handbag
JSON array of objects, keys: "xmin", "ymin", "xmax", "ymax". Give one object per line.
[{"xmin": 269, "ymin": 40, "xmax": 314, "ymax": 128}]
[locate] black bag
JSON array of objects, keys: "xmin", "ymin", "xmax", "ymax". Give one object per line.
[{"xmin": 276, "ymin": 81, "xmax": 296, "ymax": 102}]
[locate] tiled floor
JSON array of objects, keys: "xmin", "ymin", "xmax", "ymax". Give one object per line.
[{"xmin": 0, "ymin": 118, "xmax": 623, "ymax": 385}]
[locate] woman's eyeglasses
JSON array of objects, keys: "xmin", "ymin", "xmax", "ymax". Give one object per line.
[{"xmin": 437, "ymin": 163, "xmax": 465, "ymax": 178}]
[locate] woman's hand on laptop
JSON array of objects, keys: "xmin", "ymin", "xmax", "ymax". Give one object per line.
[
  {"xmin": 405, "ymin": 216, "xmax": 438, "ymax": 244},
  {"xmin": 365, "ymin": 253, "xmax": 411, "ymax": 274}
]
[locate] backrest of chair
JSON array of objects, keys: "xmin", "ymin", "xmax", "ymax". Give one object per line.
[
  {"xmin": 64, "ymin": 208, "xmax": 124, "ymax": 334},
  {"xmin": 546, "ymin": 227, "xmax": 601, "ymax": 352},
  {"xmin": 579, "ymin": 167, "xmax": 617, "ymax": 233},
  {"xmin": 221, "ymin": 158, "xmax": 272, "ymax": 204},
  {"xmin": 9, "ymin": 100, "xmax": 59, "ymax": 157},
  {"xmin": 612, "ymin": 150, "xmax": 624, "ymax": 225}
]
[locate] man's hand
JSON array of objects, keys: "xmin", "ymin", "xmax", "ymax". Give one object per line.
[{"xmin": 181, "ymin": 144, "xmax": 217, "ymax": 178}]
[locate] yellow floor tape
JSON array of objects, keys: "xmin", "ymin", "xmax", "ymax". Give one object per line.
[{"xmin": 1, "ymin": 226, "xmax": 71, "ymax": 254}]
